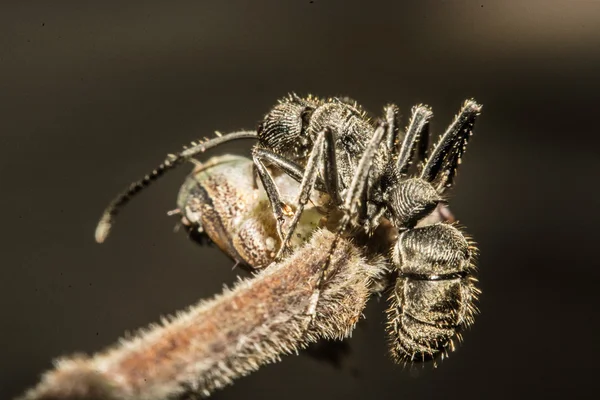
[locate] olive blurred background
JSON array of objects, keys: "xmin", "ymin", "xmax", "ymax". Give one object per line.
[{"xmin": 1, "ymin": 1, "xmax": 598, "ymax": 399}]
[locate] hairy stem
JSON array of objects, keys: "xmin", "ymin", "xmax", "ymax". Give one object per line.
[{"xmin": 19, "ymin": 230, "xmax": 386, "ymax": 400}]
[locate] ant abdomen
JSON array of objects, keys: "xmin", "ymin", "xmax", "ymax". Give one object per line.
[{"xmin": 388, "ymin": 223, "xmax": 479, "ymax": 362}]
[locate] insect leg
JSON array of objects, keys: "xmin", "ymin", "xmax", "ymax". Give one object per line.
[
  {"xmin": 253, "ymin": 129, "xmax": 341, "ymax": 258},
  {"xmin": 321, "ymin": 127, "xmax": 344, "ymax": 206},
  {"xmin": 251, "ymin": 148, "xmax": 293, "ymax": 244},
  {"xmin": 95, "ymin": 130, "xmax": 257, "ymax": 243},
  {"xmin": 274, "ymin": 129, "xmax": 329, "ymax": 259},
  {"xmin": 251, "ymin": 145, "xmax": 330, "ymax": 247},
  {"xmin": 420, "ymin": 100, "xmax": 482, "ymax": 192},
  {"xmin": 306, "ymin": 123, "xmax": 388, "ymax": 318},
  {"xmin": 253, "ymin": 128, "xmax": 343, "ymax": 207},
  {"xmin": 396, "ymin": 104, "xmax": 433, "ymax": 176},
  {"xmin": 253, "ymin": 128, "xmax": 350, "ymax": 258},
  {"xmin": 341, "ymin": 123, "xmax": 388, "ymax": 217},
  {"xmin": 384, "ymin": 103, "xmax": 400, "ymax": 152},
  {"xmin": 415, "ymin": 114, "xmax": 431, "ymax": 169}
]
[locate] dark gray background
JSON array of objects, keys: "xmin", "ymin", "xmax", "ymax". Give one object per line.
[{"xmin": 2, "ymin": 1, "xmax": 599, "ymax": 399}]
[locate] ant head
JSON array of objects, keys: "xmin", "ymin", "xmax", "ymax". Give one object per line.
[{"xmin": 257, "ymin": 93, "xmax": 319, "ymax": 160}]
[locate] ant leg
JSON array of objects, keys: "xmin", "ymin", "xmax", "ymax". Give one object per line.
[
  {"xmin": 252, "ymin": 144, "xmax": 330, "ymax": 253},
  {"xmin": 415, "ymin": 115, "xmax": 431, "ymax": 170},
  {"xmin": 253, "ymin": 129, "xmax": 347, "ymax": 258},
  {"xmin": 396, "ymin": 104, "xmax": 433, "ymax": 176},
  {"xmin": 274, "ymin": 129, "xmax": 327, "ymax": 259},
  {"xmin": 356, "ymin": 105, "xmax": 400, "ymax": 229},
  {"xmin": 253, "ymin": 128, "xmax": 343, "ymax": 207},
  {"xmin": 250, "ymin": 148, "xmax": 339, "ymax": 195},
  {"xmin": 252, "ymin": 149, "xmax": 293, "ymax": 245},
  {"xmin": 306, "ymin": 123, "xmax": 387, "ymax": 319},
  {"xmin": 342, "ymin": 123, "xmax": 387, "ymax": 217},
  {"xmin": 253, "ymin": 129, "xmax": 344, "ymax": 259},
  {"xmin": 384, "ymin": 104, "xmax": 400, "ymax": 152},
  {"xmin": 420, "ymin": 99, "xmax": 481, "ymax": 192},
  {"xmin": 251, "ymin": 149, "xmax": 307, "ymax": 183},
  {"xmin": 321, "ymin": 127, "xmax": 343, "ymax": 206}
]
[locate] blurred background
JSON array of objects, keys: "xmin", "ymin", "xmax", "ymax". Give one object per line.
[{"xmin": 1, "ymin": 1, "xmax": 599, "ymax": 399}]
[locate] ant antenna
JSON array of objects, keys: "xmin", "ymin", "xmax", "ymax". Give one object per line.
[{"xmin": 95, "ymin": 130, "xmax": 257, "ymax": 243}]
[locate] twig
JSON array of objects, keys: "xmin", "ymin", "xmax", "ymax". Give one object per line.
[{"xmin": 18, "ymin": 230, "xmax": 387, "ymax": 400}]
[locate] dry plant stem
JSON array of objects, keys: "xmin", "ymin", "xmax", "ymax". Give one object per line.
[{"xmin": 19, "ymin": 230, "xmax": 386, "ymax": 400}]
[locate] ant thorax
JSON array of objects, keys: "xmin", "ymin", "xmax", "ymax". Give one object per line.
[{"xmin": 176, "ymin": 154, "xmax": 337, "ymax": 269}]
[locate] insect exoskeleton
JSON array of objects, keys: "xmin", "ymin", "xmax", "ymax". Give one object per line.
[
  {"xmin": 388, "ymin": 221, "xmax": 479, "ymax": 362},
  {"xmin": 176, "ymin": 154, "xmax": 336, "ymax": 269}
]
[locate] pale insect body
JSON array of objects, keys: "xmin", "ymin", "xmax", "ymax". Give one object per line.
[{"xmin": 176, "ymin": 154, "xmax": 335, "ymax": 269}]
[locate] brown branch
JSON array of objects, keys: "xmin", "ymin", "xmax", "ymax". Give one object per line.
[{"xmin": 18, "ymin": 230, "xmax": 387, "ymax": 400}]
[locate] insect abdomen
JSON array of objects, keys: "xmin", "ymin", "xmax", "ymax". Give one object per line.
[{"xmin": 388, "ymin": 223, "xmax": 479, "ymax": 362}]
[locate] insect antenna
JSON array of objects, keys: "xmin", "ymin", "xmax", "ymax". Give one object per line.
[{"xmin": 94, "ymin": 130, "xmax": 257, "ymax": 243}]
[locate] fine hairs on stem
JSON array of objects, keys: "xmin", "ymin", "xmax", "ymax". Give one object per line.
[{"xmin": 19, "ymin": 230, "xmax": 387, "ymax": 400}]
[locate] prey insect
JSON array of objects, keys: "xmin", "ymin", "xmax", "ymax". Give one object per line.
[
  {"xmin": 95, "ymin": 94, "xmax": 482, "ymax": 363},
  {"xmin": 20, "ymin": 155, "xmax": 388, "ymax": 400},
  {"xmin": 174, "ymin": 154, "xmax": 335, "ymax": 270}
]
